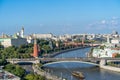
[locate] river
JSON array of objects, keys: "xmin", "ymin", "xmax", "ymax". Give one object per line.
[{"xmin": 43, "ymin": 48, "xmax": 120, "ymax": 80}]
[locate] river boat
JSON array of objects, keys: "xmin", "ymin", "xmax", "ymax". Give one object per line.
[{"xmin": 72, "ymin": 71, "xmax": 85, "ymax": 79}]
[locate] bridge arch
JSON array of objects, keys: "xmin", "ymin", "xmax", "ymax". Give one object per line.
[{"xmin": 43, "ymin": 61, "xmax": 98, "ymax": 67}]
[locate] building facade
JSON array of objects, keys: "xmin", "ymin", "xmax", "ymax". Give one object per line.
[{"xmin": 0, "ymin": 38, "xmax": 27, "ymax": 47}]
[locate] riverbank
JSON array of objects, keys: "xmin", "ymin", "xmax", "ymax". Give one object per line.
[
  {"xmin": 32, "ymin": 64, "xmax": 61, "ymax": 80},
  {"xmin": 100, "ymin": 65, "xmax": 120, "ymax": 72},
  {"xmin": 44, "ymin": 45, "xmax": 91, "ymax": 58}
]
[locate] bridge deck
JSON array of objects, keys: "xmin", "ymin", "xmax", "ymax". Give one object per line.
[{"xmin": 7, "ymin": 58, "xmax": 120, "ymax": 65}]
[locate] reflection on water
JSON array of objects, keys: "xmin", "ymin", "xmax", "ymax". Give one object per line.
[{"xmin": 43, "ymin": 48, "xmax": 120, "ymax": 80}]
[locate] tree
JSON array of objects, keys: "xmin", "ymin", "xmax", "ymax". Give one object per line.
[
  {"xmin": 14, "ymin": 65, "xmax": 25, "ymax": 77},
  {"xmin": 100, "ymin": 45, "xmax": 105, "ymax": 50},
  {"xmin": 4, "ymin": 64, "xmax": 26, "ymax": 78},
  {"xmin": 25, "ymin": 73, "xmax": 45, "ymax": 80},
  {"xmin": 42, "ymin": 45, "xmax": 51, "ymax": 53},
  {"xmin": 25, "ymin": 74, "xmax": 34, "ymax": 80},
  {"xmin": 0, "ymin": 58, "xmax": 7, "ymax": 65},
  {"xmin": 4, "ymin": 64, "xmax": 15, "ymax": 72}
]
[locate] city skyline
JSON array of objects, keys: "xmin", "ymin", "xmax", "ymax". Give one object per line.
[{"xmin": 0, "ymin": 0, "xmax": 120, "ymax": 35}]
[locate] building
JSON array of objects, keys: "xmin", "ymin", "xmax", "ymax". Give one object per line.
[
  {"xmin": 32, "ymin": 33, "xmax": 53, "ymax": 39},
  {"xmin": 20, "ymin": 27, "xmax": 24, "ymax": 38},
  {"xmin": 92, "ymin": 35, "xmax": 120, "ymax": 58},
  {"xmin": 14, "ymin": 27, "xmax": 25, "ymax": 38},
  {"xmin": 0, "ymin": 27, "xmax": 28, "ymax": 47},
  {"xmin": 26, "ymin": 35, "xmax": 34, "ymax": 43},
  {"xmin": 92, "ymin": 47, "xmax": 120, "ymax": 58},
  {"xmin": 0, "ymin": 38, "xmax": 27, "ymax": 47},
  {"xmin": 111, "ymin": 39, "xmax": 120, "ymax": 44}
]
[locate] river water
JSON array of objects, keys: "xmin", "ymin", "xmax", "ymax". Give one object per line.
[{"xmin": 43, "ymin": 48, "xmax": 120, "ymax": 80}]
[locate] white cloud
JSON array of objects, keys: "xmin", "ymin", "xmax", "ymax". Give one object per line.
[{"xmin": 86, "ymin": 17, "xmax": 120, "ymax": 31}]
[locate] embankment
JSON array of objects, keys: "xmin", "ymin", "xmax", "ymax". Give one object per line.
[{"xmin": 100, "ymin": 65, "xmax": 120, "ymax": 72}]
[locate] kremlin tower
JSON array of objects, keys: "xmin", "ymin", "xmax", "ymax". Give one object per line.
[{"xmin": 33, "ymin": 39, "xmax": 39, "ymax": 58}]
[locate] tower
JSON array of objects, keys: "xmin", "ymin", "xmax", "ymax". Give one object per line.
[
  {"xmin": 21, "ymin": 27, "xmax": 24, "ymax": 38},
  {"xmin": 33, "ymin": 39, "xmax": 39, "ymax": 58}
]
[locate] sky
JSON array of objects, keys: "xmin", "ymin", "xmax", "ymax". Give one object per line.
[{"xmin": 0, "ymin": 0, "xmax": 120, "ymax": 35}]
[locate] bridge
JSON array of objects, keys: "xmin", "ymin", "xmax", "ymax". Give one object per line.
[{"xmin": 6, "ymin": 57, "xmax": 120, "ymax": 66}]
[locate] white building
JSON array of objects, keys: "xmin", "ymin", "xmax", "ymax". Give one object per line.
[
  {"xmin": 111, "ymin": 39, "xmax": 120, "ymax": 44},
  {"xmin": 32, "ymin": 33, "xmax": 53, "ymax": 39},
  {"xmin": 20, "ymin": 27, "xmax": 24, "ymax": 38},
  {"xmin": 92, "ymin": 45, "xmax": 120, "ymax": 58},
  {"xmin": 26, "ymin": 35, "xmax": 34, "ymax": 43},
  {"xmin": 0, "ymin": 38, "xmax": 27, "ymax": 47}
]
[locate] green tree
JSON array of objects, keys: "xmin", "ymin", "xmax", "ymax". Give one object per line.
[
  {"xmin": 14, "ymin": 65, "xmax": 25, "ymax": 77},
  {"xmin": 42, "ymin": 45, "xmax": 51, "ymax": 53},
  {"xmin": 0, "ymin": 58, "xmax": 7, "ymax": 65},
  {"xmin": 25, "ymin": 73, "xmax": 45, "ymax": 80},
  {"xmin": 25, "ymin": 74, "xmax": 34, "ymax": 80},
  {"xmin": 4, "ymin": 64, "xmax": 26, "ymax": 78}
]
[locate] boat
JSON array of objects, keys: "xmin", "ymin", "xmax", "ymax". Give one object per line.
[{"xmin": 72, "ymin": 71, "xmax": 85, "ymax": 79}]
